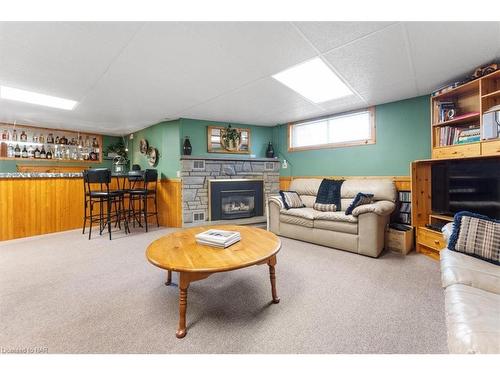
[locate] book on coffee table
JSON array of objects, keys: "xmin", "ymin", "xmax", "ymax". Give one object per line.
[{"xmin": 195, "ymin": 229, "xmax": 241, "ymax": 248}]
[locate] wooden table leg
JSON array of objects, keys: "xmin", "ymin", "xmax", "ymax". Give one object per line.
[
  {"xmin": 176, "ymin": 272, "xmax": 189, "ymax": 338},
  {"xmin": 165, "ymin": 270, "xmax": 172, "ymax": 286},
  {"xmin": 268, "ymin": 255, "xmax": 280, "ymax": 304},
  {"xmin": 175, "ymin": 272, "xmax": 211, "ymax": 339}
]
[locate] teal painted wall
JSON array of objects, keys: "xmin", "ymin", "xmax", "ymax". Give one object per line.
[
  {"xmin": 179, "ymin": 118, "xmax": 274, "ymax": 158},
  {"xmin": 0, "ymin": 135, "xmax": 121, "ymax": 172},
  {"xmin": 129, "ymin": 120, "xmax": 181, "ymax": 179},
  {"xmin": 274, "ymin": 95, "xmax": 430, "ymax": 177}
]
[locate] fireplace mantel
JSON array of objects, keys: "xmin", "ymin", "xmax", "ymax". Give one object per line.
[{"xmin": 180, "ymin": 155, "xmax": 279, "ymax": 162}]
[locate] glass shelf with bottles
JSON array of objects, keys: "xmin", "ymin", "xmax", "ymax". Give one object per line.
[{"xmin": 0, "ymin": 127, "xmax": 102, "ymax": 162}]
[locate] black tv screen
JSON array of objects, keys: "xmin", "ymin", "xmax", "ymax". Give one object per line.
[{"xmin": 431, "ymin": 158, "xmax": 500, "ymax": 219}]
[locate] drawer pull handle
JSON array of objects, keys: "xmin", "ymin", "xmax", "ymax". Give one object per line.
[
  {"xmin": 451, "ymin": 151, "xmax": 458, "ymax": 154},
  {"xmin": 434, "ymin": 240, "xmax": 440, "ymax": 244}
]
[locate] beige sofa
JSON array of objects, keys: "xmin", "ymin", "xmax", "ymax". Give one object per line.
[
  {"xmin": 440, "ymin": 248, "xmax": 500, "ymax": 353},
  {"xmin": 268, "ymin": 178, "xmax": 396, "ymax": 257}
]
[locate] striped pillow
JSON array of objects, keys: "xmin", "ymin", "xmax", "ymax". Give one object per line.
[
  {"xmin": 448, "ymin": 211, "xmax": 500, "ymax": 265},
  {"xmin": 279, "ymin": 190, "xmax": 305, "ymax": 210},
  {"xmin": 313, "ymin": 203, "xmax": 337, "ymax": 212}
]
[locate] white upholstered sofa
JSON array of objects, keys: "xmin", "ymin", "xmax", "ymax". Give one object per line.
[
  {"xmin": 268, "ymin": 178, "xmax": 397, "ymax": 258},
  {"xmin": 440, "ymin": 224, "xmax": 500, "ymax": 353}
]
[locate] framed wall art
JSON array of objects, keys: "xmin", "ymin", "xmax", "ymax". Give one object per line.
[{"xmin": 207, "ymin": 125, "xmax": 250, "ymax": 154}]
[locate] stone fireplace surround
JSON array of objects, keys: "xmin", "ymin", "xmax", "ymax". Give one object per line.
[{"xmin": 181, "ymin": 156, "xmax": 280, "ymax": 226}]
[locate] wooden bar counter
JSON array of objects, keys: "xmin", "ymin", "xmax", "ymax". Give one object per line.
[{"xmin": 0, "ymin": 173, "xmax": 182, "ymax": 242}]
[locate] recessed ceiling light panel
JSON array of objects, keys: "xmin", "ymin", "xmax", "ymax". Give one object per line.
[
  {"xmin": 0, "ymin": 86, "xmax": 77, "ymax": 110},
  {"xmin": 272, "ymin": 58, "xmax": 353, "ymax": 103}
]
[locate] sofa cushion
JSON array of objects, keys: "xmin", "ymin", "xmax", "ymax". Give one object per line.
[
  {"xmin": 300, "ymin": 195, "xmax": 317, "ymax": 208},
  {"xmin": 448, "ymin": 211, "xmax": 500, "ymax": 265},
  {"xmin": 314, "ymin": 210, "xmax": 358, "ymax": 223},
  {"xmin": 279, "ymin": 208, "xmax": 358, "ymax": 229},
  {"xmin": 345, "ymin": 192, "xmax": 374, "ymax": 215},
  {"xmin": 341, "ymin": 179, "xmax": 397, "ymax": 202},
  {"xmin": 444, "ymin": 284, "xmax": 500, "ymax": 354},
  {"xmin": 289, "ymin": 178, "xmax": 322, "ymax": 196},
  {"xmin": 441, "ymin": 249, "xmax": 500, "ymax": 294},
  {"xmin": 279, "ymin": 207, "xmax": 315, "ymax": 228},
  {"xmin": 314, "ymin": 219, "xmax": 358, "ymax": 234}
]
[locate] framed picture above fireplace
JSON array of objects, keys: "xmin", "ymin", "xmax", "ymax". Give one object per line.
[{"xmin": 207, "ymin": 125, "xmax": 250, "ymax": 154}]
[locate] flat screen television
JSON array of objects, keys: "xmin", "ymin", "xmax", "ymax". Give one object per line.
[{"xmin": 431, "ymin": 158, "xmax": 500, "ymax": 219}]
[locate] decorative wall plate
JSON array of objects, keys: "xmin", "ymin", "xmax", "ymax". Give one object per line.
[
  {"xmin": 139, "ymin": 139, "xmax": 149, "ymax": 154},
  {"xmin": 147, "ymin": 147, "xmax": 159, "ymax": 167}
]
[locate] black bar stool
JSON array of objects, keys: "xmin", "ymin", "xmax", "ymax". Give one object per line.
[
  {"xmin": 128, "ymin": 169, "xmax": 160, "ymax": 232},
  {"xmin": 82, "ymin": 168, "xmax": 129, "ymax": 240}
]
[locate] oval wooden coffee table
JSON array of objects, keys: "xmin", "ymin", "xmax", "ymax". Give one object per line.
[{"xmin": 146, "ymin": 225, "xmax": 281, "ymax": 338}]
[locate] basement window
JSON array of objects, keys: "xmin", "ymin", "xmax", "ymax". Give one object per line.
[{"xmin": 288, "ymin": 107, "xmax": 375, "ymax": 151}]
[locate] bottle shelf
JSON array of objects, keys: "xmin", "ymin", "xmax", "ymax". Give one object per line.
[{"xmin": 1, "ymin": 122, "xmax": 103, "ymax": 163}]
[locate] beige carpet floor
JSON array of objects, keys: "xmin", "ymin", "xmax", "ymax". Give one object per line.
[{"xmin": 0, "ymin": 226, "xmax": 447, "ymax": 354}]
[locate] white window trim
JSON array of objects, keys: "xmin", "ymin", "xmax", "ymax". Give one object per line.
[{"xmin": 287, "ymin": 107, "xmax": 376, "ymax": 152}]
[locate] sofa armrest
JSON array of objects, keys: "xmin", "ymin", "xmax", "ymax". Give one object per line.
[
  {"xmin": 351, "ymin": 200, "xmax": 396, "ymax": 217},
  {"xmin": 267, "ymin": 196, "xmax": 283, "ymax": 234}
]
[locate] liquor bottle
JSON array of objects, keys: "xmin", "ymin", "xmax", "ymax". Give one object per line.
[
  {"xmin": 32, "ymin": 134, "xmax": 38, "ymax": 143},
  {"xmin": 28, "ymin": 145, "xmax": 34, "ymax": 158},
  {"xmin": 7, "ymin": 143, "xmax": 14, "ymax": 158},
  {"xmin": 47, "ymin": 133, "xmax": 54, "ymax": 143},
  {"xmin": 2, "ymin": 129, "xmax": 9, "ymax": 140},
  {"xmin": 85, "ymin": 136, "xmax": 90, "ymax": 147},
  {"xmin": 14, "ymin": 144, "xmax": 21, "ymax": 158},
  {"xmin": 46, "ymin": 147, "xmax": 52, "ymax": 159},
  {"xmin": 55, "ymin": 135, "xmax": 60, "ymax": 144},
  {"xmin": 20, "ymin": 131, "xmax": 27, "ymax": 141},
  {"xmin": 40, "ymin": 145, "xmax": 46, "ymax": 159},
  {"xmin": 12, "ymin": 129, "xmax": 17, "ymax": 141},
  {"xmin": 21, "ymin": 145, "xmax": 28, "ymax": 158},
  {"xmin": 39, "ymin": 134, "xmax": 45, "ymax": 144}
]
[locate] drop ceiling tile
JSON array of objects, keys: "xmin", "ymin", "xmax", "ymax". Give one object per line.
[
  {"xmin": 295, "ymin": 21, "xmax": 395, "ymax": 53},
  {"xmin": 360, "ymin": 80, "xmax": 421, "ymax": 106},
  {"xmin": 180, "ymin": 77, "xmax": 321, "ymax": 126},
  {"xmin": 405, "ymin": 21, "xmax": 500, "ymax": 94},
  {"xmin": 317, "ymin": 95, "xmax": 366, "ymax": 113},
  {"xmin": 323, "ymin": 23, "xmax": 416, "ymax": 101},
  {"xmin": 0, "ymin": 22, "xmax": 142, "ymax": 99}
]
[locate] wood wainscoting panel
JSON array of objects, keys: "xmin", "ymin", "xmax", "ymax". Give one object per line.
[
  {"xmin": 0, "ymin": 178, "xmax": 85, "ymax": 241},
  {"xmin": 0, "ymin": 177, "xmax": 183, "ymax": 242},
  {"xmin": 279, "ymin": 176, "xmax": 410, "ymax": 192},
  {"xmin": 157, "ymin": 178, "xmax": 182, "ymax": 228}
]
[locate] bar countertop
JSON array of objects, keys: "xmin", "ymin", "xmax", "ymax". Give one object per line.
[
  {"xmin": 0, "ymin": 172, "xmax": 84, "ymax": 179},
  {"xmin": 0, "ymin": 171, "xmax": 147, "ymax": 179}
]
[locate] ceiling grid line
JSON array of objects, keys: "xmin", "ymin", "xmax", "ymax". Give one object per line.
[
  {"xmin": 76, "ymin": 22, "xmax": 147, "ymax": 107},
  {"xmin": 400, "ymin": 23, "xmax": 420, "ymax": 94}
]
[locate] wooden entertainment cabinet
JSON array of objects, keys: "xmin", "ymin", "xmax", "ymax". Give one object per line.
[
  {"xmin": 411, "ymin": 68, "xmax": 500, "ymax": 260},
  {"xmin": 411, "ymin": 155, "xmax": 500, "ymax": 260}
]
